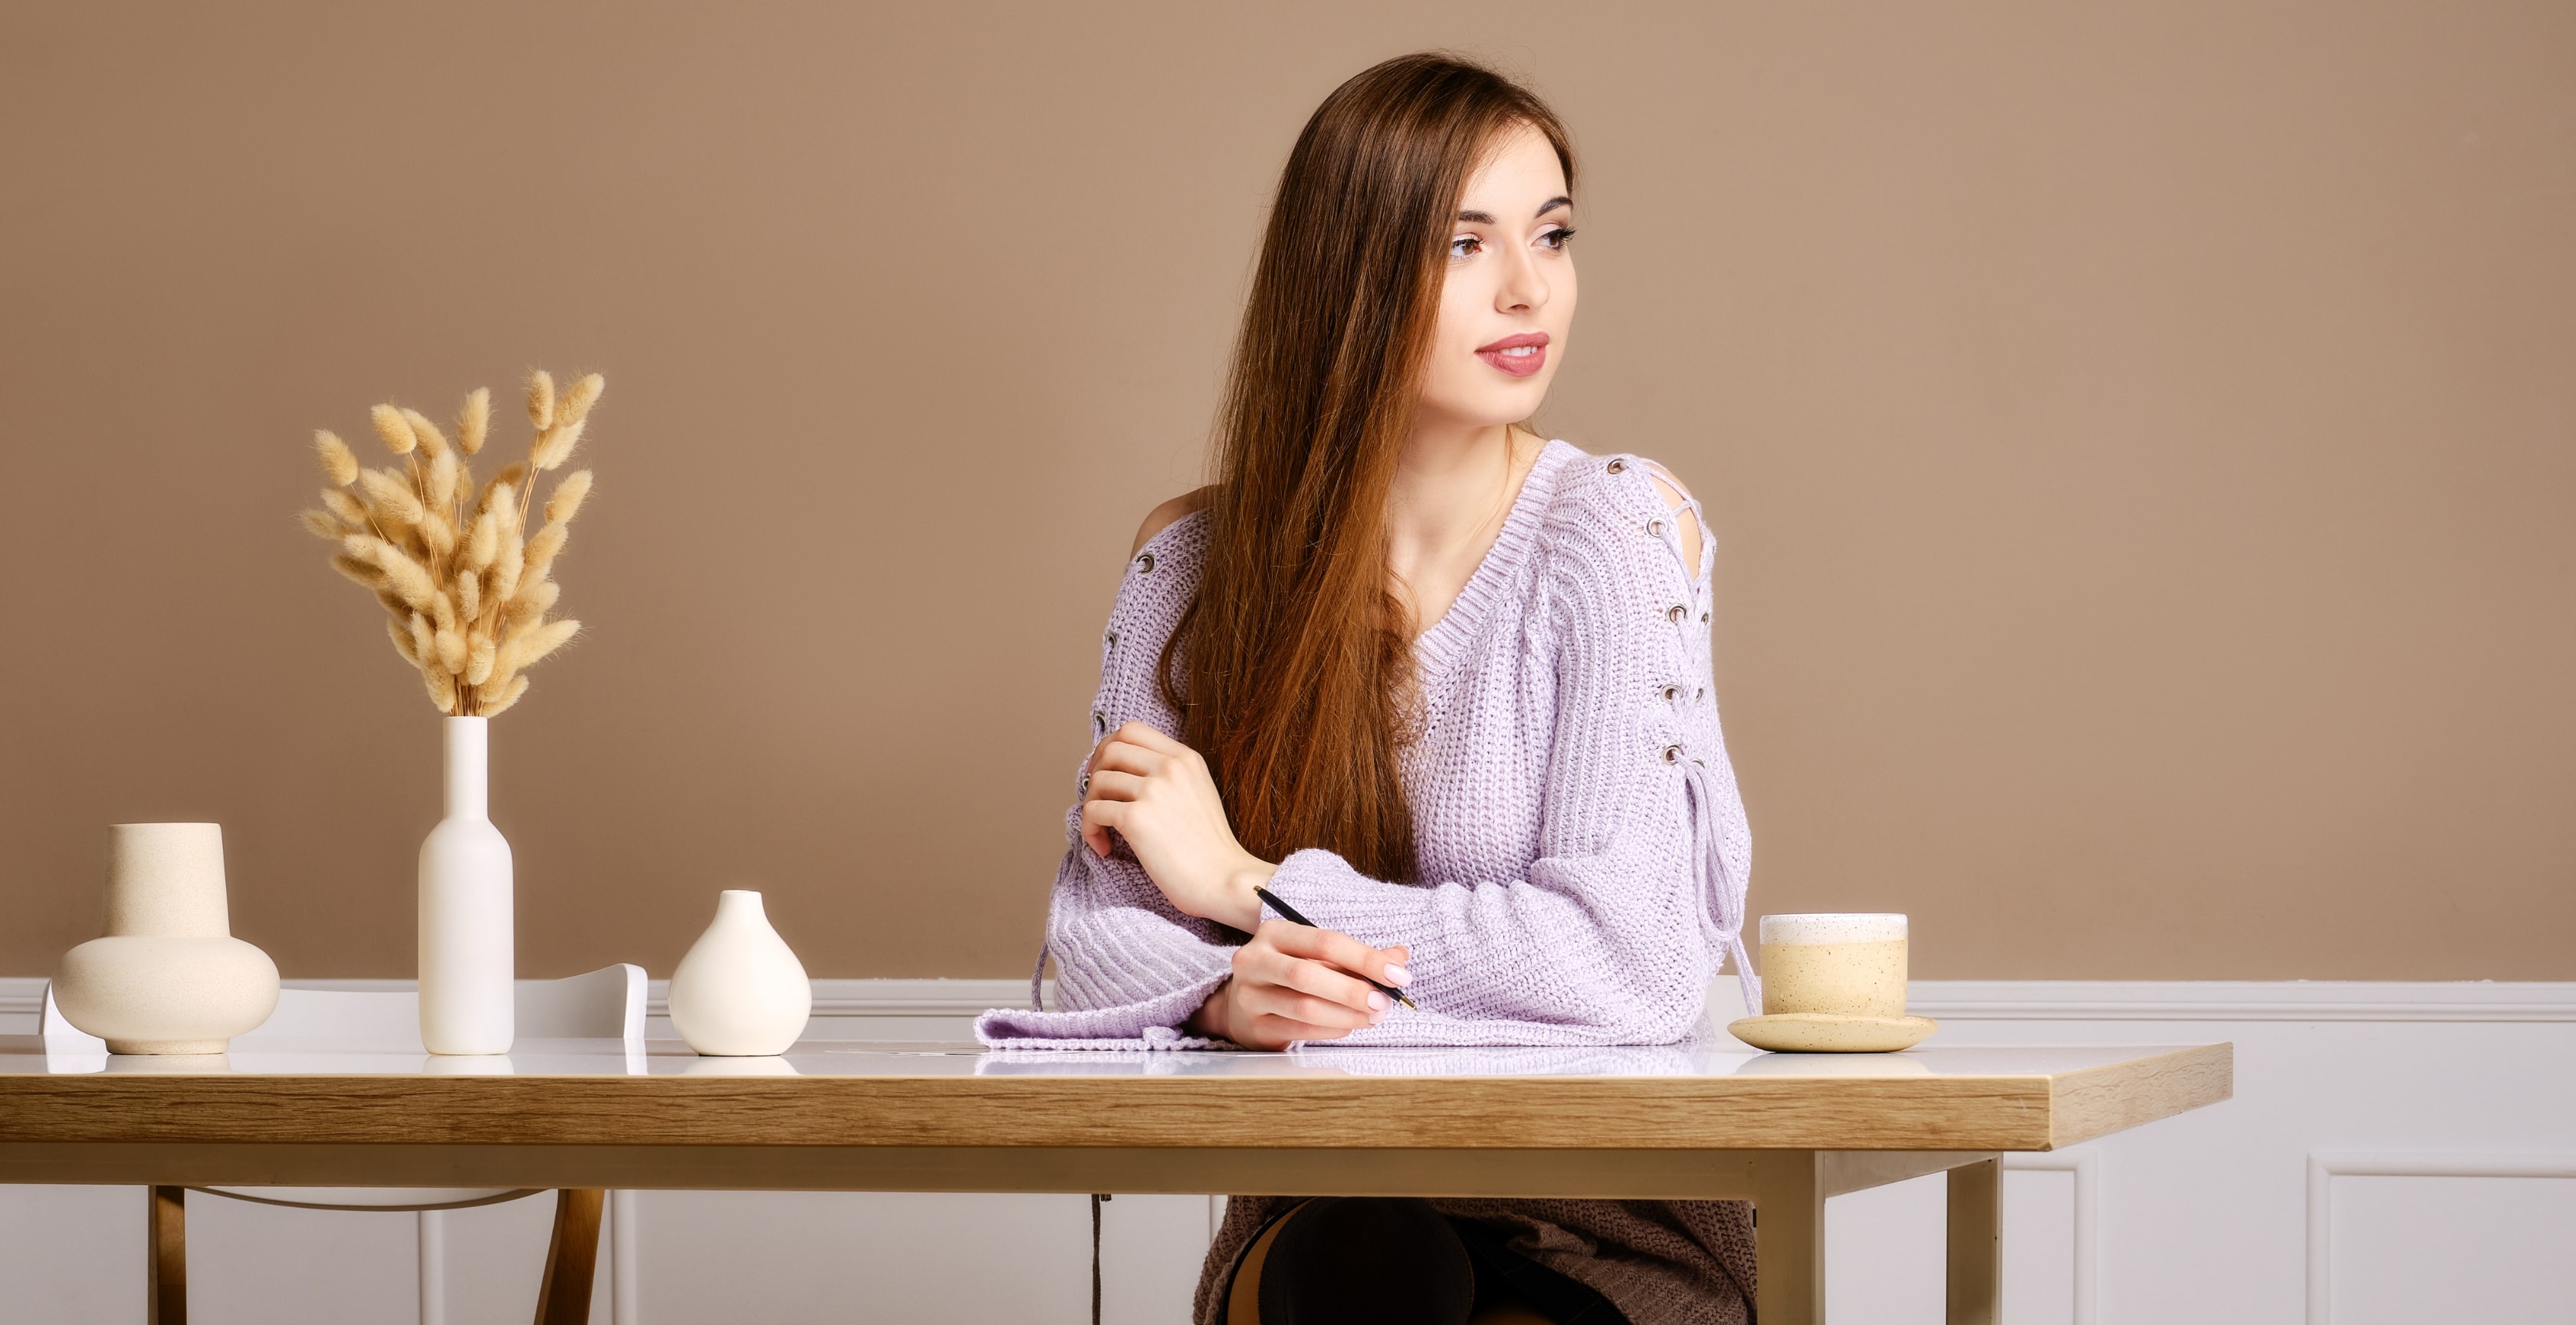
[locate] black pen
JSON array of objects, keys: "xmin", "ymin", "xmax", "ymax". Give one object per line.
[{"xmin": 1253, "ymin": 885, "xmax": 1418, "ymax": 1010}]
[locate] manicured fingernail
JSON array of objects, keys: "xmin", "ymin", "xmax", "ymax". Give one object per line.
[
  {"xmin": 1383, "ymin": 965, "xmax": 1412, "ymax": 987},
  {"xmin": 1367, "ymin": 991, "xmax": 1390, "ymax": 1012},
  {"xmin": 1369, "ymin": 1008, "xmax": 1387, "ymax": 1025}
]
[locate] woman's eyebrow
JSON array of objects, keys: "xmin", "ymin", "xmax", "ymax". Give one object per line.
[{"xmin": 1454, "ymin": 197, "xmax": 1573, "ymax": 225}]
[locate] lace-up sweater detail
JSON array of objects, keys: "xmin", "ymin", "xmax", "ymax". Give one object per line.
[{"xmin": 977, "ymin": 440, "xmax": 1756, "ymax": 1050}]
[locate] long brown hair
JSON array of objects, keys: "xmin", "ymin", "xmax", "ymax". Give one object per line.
[{"xmin": 1162, "ymin": 54, "xmax": 1575, "ymax": 882}]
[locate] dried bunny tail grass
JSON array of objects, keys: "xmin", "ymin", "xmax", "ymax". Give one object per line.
[
  {"xmin": 400, "ymin": 408, "xmax": 449, "ymax": 459},
  {"xmin": 511, "ymin": 617, "xmax": 581, "ymax": 670},
  {"xmin": 556, "ymin": 373, "xmax": 605, "ymax": 426},
  {"xmin": 300, "ymin": 508, "xmax": 343, "ymax": 539},
  {"xmin": 478, "ymin": 674, "xmax": 530, "ymax": 716},
  {"xmin": 357, "ymin": 468, "xmax": 427, "ymax": 527},
  {"xmin": 478, "ymin": 469, "xmax": 525, "ymax": 518},
  {"xmin": 347, "ymin": 534, "xmax": 438, "ymax": 607},
  {"xmin": 322, "ymin": 488, "xmax": 370, "ymax": 528},
  {"xmin": 531, "ymin": 416, "xmax": 586, "ymax": 472},
  {"xmin": 544, "ymin": 469, "xmax": 593, "ymax": 524},
  {"xmin": 458, "ymin": 387, "xmax": 491, "ymax": 455},
  {"xmin": 423, "ymin": 659, "xmax": 458, "ymax": 713},
  {"xmin": 330, "ymin": 553, "xmax": 384, "ymax": 589},
  {"xmin": 523, "ymin": 522, "xmax": 567, "ymax": 577},
  {"xmin": 488, "ymin": 524, "xmax": 525, "ymax": 604},
  {"xmin": 409, "ymin": 612, "xmax": 438, "ymax": 666},
  {"xmin": 457, "ymin": 569, "xmax": 481, "ymax": 621},
  {"xmin": 387, "ymin": 613, "xmax": 421, "ymax": 665},
  {"xmin": 419, "ymin": 508, "xmax": 458, "ymax": 559},
  {"xmin": 429, "ymin": 589, "xmax": 458, "ymax": 634},
  {"xmin": 508, "ymin": 577, "xmax": 560, "ymax": 626},
  {"xmin": 434, "ymin": 627, "xmax": 467, "ymax": 673},
  {"xmin": 426, "ymin": 447, "xmax": 459, "ymax": 508},
  {"xmin": 314, "ymin": 431, "xmax": 360, "ymax": 486},
  {"xmin": 465, "ymin": 632, "xmax": 497, "ymax": 685},
  {"xmin": 371, "ymin": 404, "xmax": 418, "ymax": 455},
  {"xmin": 525, "ymin": 370, "xmax": 557, "ymax": 430},
  {"xmin": 465, "ymin": 508, "xmax": 499, "ymax": 570}
]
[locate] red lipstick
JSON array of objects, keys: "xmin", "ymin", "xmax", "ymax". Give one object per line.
[{"xmin": 1475, "ymin": 331, "xmax": 1549, "ymax": 378}]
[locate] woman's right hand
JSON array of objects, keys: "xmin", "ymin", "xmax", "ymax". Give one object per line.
[{"xmin": 1187, "ymin": 920, "xmax": 1412, "ymax": 1050}]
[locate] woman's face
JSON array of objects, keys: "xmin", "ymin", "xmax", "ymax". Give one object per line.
[{"xmin": 1418, "ymin": 124, "xmax": 1578, "ymax": 436}]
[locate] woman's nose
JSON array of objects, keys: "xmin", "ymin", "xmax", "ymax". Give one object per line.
[{"xmin": 1497, "ymin": 248, "xmax": 1548, "ymax": 314}]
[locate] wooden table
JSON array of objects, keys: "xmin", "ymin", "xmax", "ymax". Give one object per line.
[{"xmin": 0, "ymin": 1037, "xmax": 2230, "ymax": 1323}]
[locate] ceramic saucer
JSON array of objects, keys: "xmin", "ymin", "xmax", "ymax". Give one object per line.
[{"xmin": 1727, "ymin": 1013, "xmax": 1939, "ymax": 1054}]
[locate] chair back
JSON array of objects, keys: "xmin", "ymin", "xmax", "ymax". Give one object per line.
[
  {"xmin": 43, "ymin": 965, "xmax": 647, "ymax": 1054},
  {"xmin": 39, "ymin": 985, "xmax": 108, "ymax": 1065}
]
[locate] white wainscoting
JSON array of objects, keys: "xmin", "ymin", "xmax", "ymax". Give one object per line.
[{"xmin": 4, "ymin": 978, "xmax": 2571, "ymax": 1323}]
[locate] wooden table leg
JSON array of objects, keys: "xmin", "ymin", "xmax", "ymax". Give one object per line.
[
  {"xmin": 149, "ymin": 1185, "xmax": 186, "ymax": 1325},
  {"xmin": 1752, "ymin": 1151, "xmax": 1825, "ymax": 1325},
  {"xmin": 533, "ymin": 1188, "xmax": 605, "ymax": 1325},
  {"xmin": 1945, "ymin": 1157, "xmax": 2001, "ymax": 1325}
]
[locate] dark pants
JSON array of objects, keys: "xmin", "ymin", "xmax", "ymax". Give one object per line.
[{"xmin": 1232, "ymin": 1197, "xmax": 1631, "ymax": 1325}]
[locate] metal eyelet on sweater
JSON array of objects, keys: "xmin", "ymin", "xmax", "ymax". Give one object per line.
[
  {"xmin": 1665, "ymin": 604, "xmax": 1687, "ymax": 624},
  {"xmin": 1700, "ymin": 611, "xmax": 1710, "ymax": 623},
  {"xmin": 1078, "ymin": 774, "xmax": 1091, "ymax": 794},
  {"xmin": 1092, "ymin": 711, "xmax": 1107, "ymax": 737},
  {"xmin": 1661, "ymin": 744, "xmax": 1684, "ymax": 764},
  {"xmin": 1661, "ymin": 684, "xmax": 1683, "ymax": 703},
  {"xmin": 1104, "ymin": 629, "xmax": 1119, "ymax": 652},
  {"xmin": 1606, "ymin": 459, "xmax": 1627, "ymax": 475},
  {"xmin": 1134, "ymin": 552, "xmax": 1156, "ymax": 575},
  {"xmin": 1647, "ymin": 517, "xmax": 1667, "ymax": 538}
]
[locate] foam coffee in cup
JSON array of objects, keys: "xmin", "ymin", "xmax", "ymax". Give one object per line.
[{"xmin": 1759, "ymin": 913, "xmax": 1907, "ymax": 1018}]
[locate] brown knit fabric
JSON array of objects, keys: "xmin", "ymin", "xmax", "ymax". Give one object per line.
[{"xmin": 1194, "ymin": 1195, "xmax": 1756, "ymax": 1325}]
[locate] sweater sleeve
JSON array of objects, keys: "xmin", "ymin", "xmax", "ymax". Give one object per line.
[
  {"xmin": 1269, "ymin": 461, "xmax": 1756, "ymax": 1047},
  {"xmin": 974, "ymin": 516, "xmax": 1240, "ymax": 1048}
]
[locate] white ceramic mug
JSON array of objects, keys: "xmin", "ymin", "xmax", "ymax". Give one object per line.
[{"xmin": 1758, "ymin": 913, "xmax": 1907, "ymax": 1019}]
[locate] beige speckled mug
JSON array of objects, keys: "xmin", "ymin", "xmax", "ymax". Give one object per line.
[{"xmin": 1759, "ymin": 914, "xmax": 1908, "ymax": 1018}]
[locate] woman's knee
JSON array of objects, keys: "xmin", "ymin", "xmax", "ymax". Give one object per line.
[{"xmin": 1240, "ymin": 1197, "xmax": 1476, "ymax": 1325}]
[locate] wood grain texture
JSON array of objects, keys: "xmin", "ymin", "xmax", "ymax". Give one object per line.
[
  {"xmin": 533, "ymin": 1188, "xmax": 603, "ymax": 1325},
  {"xmin": 0, "ymin": 1073, "xmax": 2072, "ymax": 1151},
  {"xmin": 0, "ymin": 1143, "xmax": 1784, "ymax": 1198},
  {"xmin": 2049, "ymin": 1043, "xmax": 2233, "ymax": 1146},
  {"xmin": 150, "ymin": 1185, "xmax": 186, "ymax": 1325}
]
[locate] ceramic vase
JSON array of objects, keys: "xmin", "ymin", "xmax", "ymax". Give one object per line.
[
  {"xmin": 667, "ymin": 890, "xmax": 811, "ymax": 1056},
  {"xmin": 54, "ymin": 824, "xmax": 280, "ymax": 1054},
  {"xmin": 419, "ymin": 716, "xmax": 514, "ymax": 1054}
]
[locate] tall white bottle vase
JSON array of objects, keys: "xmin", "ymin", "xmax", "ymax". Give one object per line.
[
  {"xmin": 668, "ymin": 890, "xmax": 811, "ymax": 1056},
  {"xmin": 419, "ymin": 716, "xmax": 514, "ymax": 1054}
]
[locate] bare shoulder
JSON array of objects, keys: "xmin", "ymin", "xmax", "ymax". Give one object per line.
[
  {"xmin": 1638, "ymin": 462, "xmax": 1705, "ymax": 569},
  {"xmin": 1131, "ymin": 486, "xmax": 1214, "ymax": 556}
]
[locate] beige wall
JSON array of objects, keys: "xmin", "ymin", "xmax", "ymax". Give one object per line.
[{"xmin": 4, "ymin": 2, "xmax": 2569, "ymax": 981}]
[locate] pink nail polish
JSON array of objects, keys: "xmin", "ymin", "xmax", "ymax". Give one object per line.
[
  {"xmin": 1383, "ymin": 965, "xmax": 1412, "ymax": 988},
  {"xmin": 1366, "ymin": 991, "xmax": 1390, "ymax": 1012}
]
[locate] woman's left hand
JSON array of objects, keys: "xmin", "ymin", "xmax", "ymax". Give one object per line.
[{"xmin": 1080, "ymin": 722, "xmax": 1269, "ymax": 931}]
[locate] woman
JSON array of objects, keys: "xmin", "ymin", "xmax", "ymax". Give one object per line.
[{"xmin": 977, "ymin": 53, "xmax": 1757, "ymax": 1325}]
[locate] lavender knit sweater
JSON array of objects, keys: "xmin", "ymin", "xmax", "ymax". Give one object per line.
[{"xmin": 977, "ymin": 440, "xmax": 1760, "ymax": 1323}]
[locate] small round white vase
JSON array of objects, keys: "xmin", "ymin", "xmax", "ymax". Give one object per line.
[
  {"xmin": 54, "ymin": 823, "xmax": 280, "ymax": 1054},
  {"xmin": 667, "ymin": 890, "xmax": 811, "ymax": 1056}
]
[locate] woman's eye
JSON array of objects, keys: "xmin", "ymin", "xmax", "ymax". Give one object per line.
[
  {"xmin": 1538, "ymin": 226, "xmax": 1577, "ymax": 250},
  {"xmin": 1449, "ymin": 235, "xmax": 1483, "ymax": 259}
]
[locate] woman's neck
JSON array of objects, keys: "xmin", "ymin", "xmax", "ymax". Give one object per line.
[{"xmin": 1385, "ymin": 419, "xmax": 1542, "ymax": 636}]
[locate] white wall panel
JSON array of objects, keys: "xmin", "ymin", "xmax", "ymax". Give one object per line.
[{"xmin": 2327, "ymin": 1174, "xmax": 2576, "ymax": 1324}]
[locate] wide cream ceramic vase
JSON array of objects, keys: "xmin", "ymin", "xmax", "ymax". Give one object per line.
[
  {"xmin": 667, "ymin": 889, "xmax": 811, "ymax": 1056},
  {"xmin": 53, "ymin": 823, "xmax": 279, "ymax": 1054}
]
